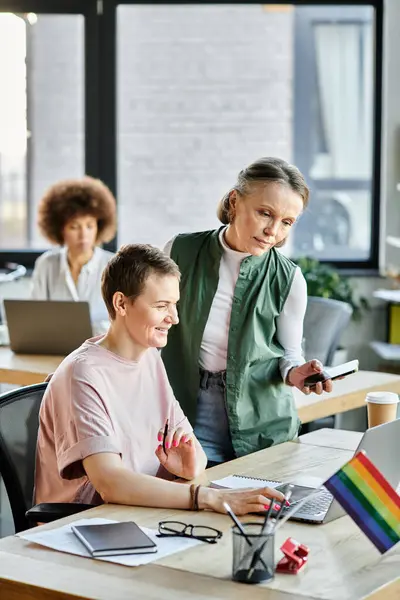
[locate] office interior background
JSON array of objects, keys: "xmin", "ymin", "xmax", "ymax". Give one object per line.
[{"xmin": 0, "ymin": 0, "xmax": 398, "ymax": 533}]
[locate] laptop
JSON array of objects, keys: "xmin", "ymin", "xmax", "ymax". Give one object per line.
[
  {"xmin": 3, "ymin": 299, "xmax": 93, "ymax": 355},
  {"xmin": 279, "ymin": 418, "xmax": 400, "ymax": 524}
]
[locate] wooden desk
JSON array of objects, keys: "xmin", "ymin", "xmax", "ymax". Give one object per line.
[
  {"xmin": 0, "ymin": 347, "xmax": 62, "ymax": 386},
  {"xmin": 297, "ymin": 428, "xmax": 363, "ymax": 451},
  {"xmin": 0, "ymin": 435, "xmax": 398, "ymax": 600},
  {"xmin": 294, "ymin": 370, "xmax": 400, "ymax": 423}
]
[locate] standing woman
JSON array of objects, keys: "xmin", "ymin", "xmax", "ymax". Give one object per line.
[
  {"xmin": 31, "ymin": 176, "xmax": 117, "ymax": 323},
  {"xmin": 162, "ymin": 157, "xmax": 332, "ymax": 466}
]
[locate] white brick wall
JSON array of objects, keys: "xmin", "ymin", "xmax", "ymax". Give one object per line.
[{"xmin": 117, "ymin": 4, "xmax": 293, "ymax": 247}]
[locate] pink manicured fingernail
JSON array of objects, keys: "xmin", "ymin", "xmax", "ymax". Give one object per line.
[
  {"xmin": 286, "ymin": 500, "xmax": 291, "ymax": 506},
  {"xmin": 182, "ymin": 436, "xmax": 189, "ymax": 443},
  {"xmin": 165, "ymin": 442, "xmax": 171, "ymax": 449},
  {"xmin": 157, "ymin": 444, "xmax": 162, "ymax": 451},
  {"xmin": 173, "ymin": 440, "xmax": 178, "ymax": 447},
  {"xmin": 274, "ymin": 503, "xmax": 281, "ymax": 511},
  {"xmin": 157, "ymin": 433, "xmax": 163, "ymax": 442},
  {"xmin": 264, "ymin": 505, "xmax": 269, "ymax": 510}
]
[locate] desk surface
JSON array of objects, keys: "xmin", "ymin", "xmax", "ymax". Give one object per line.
[
  {"xmin": 0, "ymin": 433, "xmax": 398, "ymax": 600},
  {"xmin": 0, "ymin": 347, "xmax": 62, "ymax": 386},
  {"xmin": 0, "ymin": 346, "xmax": 399, "ymax": 424},
  {"xmin": 293, "ymin": 369, "xmax": 400, "ymax": 423},
  {"xmin": 297, "ymin": 427, "xmax": 363, "ymax": 451}
]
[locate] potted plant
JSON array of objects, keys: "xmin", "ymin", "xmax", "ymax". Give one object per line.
[
  {"xmin": 295, "ymin": 257, "xmax": 370, "ymax": 365},
  {"xmin": 295, "ymin": 257, "xmax": 369, "ymax": 321}
]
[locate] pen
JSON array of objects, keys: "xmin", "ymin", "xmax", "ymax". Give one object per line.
[
  {"xmin": 247, "ymin": 487, "xmax": 292, "ymax": 580},
  {"xmin": 223, "ymin": 502, "xmax": 252, "ymax": 545},
  {"xmin": 223, "ymin": 502, "xmax": 269, "ymax": 573},
  {"xmin": 261, "ymin": 497, "xmax": 276, "ymax": 534},
  {"xmin": 273, "ymin": 485, "xmax": 293, "ymax": 523},
  {"xmin": 162, "ymin": 419, "xmax": 169, "ymax": 454}
]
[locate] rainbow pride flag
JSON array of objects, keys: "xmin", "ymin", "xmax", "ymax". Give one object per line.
[{"xmin": 324, "ymin": 451, "xmax": 400, "ymax": 554}]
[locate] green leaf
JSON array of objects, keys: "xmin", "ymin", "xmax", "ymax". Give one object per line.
[{"xmin": 294, "ymin": 256, "xmax": 369, "ymax": 321}]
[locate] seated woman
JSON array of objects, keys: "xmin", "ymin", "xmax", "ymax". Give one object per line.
[
  {"xmin": 31, "ymin": 176, "xmax": 116, "ymax": 323},
  {"xmin": 34, "ymin": 244, "xmax": 284, "ymax": 515}
]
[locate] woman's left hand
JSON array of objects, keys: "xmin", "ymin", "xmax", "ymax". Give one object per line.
[
  {"xmin": 155, "ymin": 425, "xmax": 198, "ymax": 480},
  {"xmin": 287, "ymin": 359, "xmax": 332, "ymax": 395}
]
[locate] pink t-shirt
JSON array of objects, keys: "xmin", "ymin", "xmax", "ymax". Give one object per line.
[{"xmin": 34, "ymin": 337, "xmax": 191, "ymax": 504}]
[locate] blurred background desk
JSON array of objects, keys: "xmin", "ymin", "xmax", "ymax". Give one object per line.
[
  {"xmin": 0, "ymin": 350, "xmax": 400, "ymax": 414},
  {"xmin": 294, "ymin": 370, "xmax": 400, "ymax": 423},
  {"xmin": 0, "ymin": 347, "xmax": 62, "ymax": 386}
]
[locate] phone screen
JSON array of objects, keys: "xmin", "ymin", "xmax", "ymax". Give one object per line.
[{"xmin": 325, "ymin": 359, "xmax": 359, "ymax": 380}]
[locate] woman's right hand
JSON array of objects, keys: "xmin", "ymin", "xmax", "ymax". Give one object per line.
[{"xmin": 198, "ymin": 486, "xmax": 285, "ymax": 516}]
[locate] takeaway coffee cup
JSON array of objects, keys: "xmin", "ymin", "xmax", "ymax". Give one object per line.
[{"xmin": 365, "ymin": 391, "xmax": 399, "ymax": 428}]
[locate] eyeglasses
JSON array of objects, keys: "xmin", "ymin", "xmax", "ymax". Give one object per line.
[{"xmin": 157, "ymin": 521, "xmax": 223, "ymax": 544}]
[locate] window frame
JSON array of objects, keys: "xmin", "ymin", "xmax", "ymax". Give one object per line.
[
  {"xmin": 0, "ymin": 0, "xmax": 383, "ymax": 272},
  {"xmin": 293, "ymin": 2, "xmax": 383, "ymax": 271},
  {"xmin": 0, "ymin": 0, "xmax": 110, "ymax": 268}
]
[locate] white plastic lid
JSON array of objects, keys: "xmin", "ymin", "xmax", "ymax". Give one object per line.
[{"xmin": 365, "ymin": 391, "xmax": 399, "ymax": 404}]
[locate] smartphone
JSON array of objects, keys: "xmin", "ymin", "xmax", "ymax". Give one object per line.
[{"xmin": 303, "ymin": 359, "xmax": 359, "ymax": 387}]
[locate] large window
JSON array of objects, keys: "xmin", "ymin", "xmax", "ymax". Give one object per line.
[
  {"xmin": 293, "ymin": 5, "xmax": 376, "ymax": 263},
  {"xmin": 0, "ymin": 1, "xmax": 382, "ymax": 270},
  {"xmin": 0, "ymin": 11, "xmax": 84, "ymax": 251}
]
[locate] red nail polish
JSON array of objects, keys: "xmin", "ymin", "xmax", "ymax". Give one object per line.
[
  {"xmin": 165, "ymin": 442, "xmax": 170, "ymax": 449},
  {"xmin": 264, "ymin": 504, "xmax": 269, "ymax": 510},
  {"xmin": 285, "ymin": 500, "xmax": 291, "ymax": 506},
  {"xmin": 157, "ymin": 433, "xmax": 162, "ymax": 442},
  {"xmin": 274, "ymin": 503, "xmax": 281, "ymax": 511},
  {"xmin": 173, "ymin": 440, "xmax": 178, "ymax": 447}
]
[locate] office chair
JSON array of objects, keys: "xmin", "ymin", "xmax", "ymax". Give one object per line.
[
  {"xmin": 301, "ymin": 297, "xmax": 353, "ymax": 433},
  {"xmin": 0, "ymin": 382, "xmax": 93, "ymax": 533},
  {"xmin": 303, "ymin": 297, "xmax": 353, "ymax": 366}
]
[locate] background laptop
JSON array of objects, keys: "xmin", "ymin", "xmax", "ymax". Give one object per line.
[
  {"xmin": 3, "ymin": 299, "xmax": 93, "ymax": 355},
  {"xmin": 280, "ymin": 418, "xmax": 400, "ymax": 524}
]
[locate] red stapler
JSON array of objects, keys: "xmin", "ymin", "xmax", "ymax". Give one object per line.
[{"xmin": 276, "ymin": 537, "xmax": 310, "ymax": 574}]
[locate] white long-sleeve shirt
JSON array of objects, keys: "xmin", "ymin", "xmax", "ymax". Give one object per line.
[
  {"xmin": 164, "ymin": 229, "xmax": 306, "ymax": 382},
  {"xmin": 31, "ymin": 246, "xmax": 113, "ymax": 322}
]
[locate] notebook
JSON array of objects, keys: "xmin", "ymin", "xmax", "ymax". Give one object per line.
[
  {"xmin": 211, "ymin": 475, "xmax": 281, "ymax": 490},
  {"xmin": 71, "ymin": 521, "xmax": 157, "ymax": 557}
]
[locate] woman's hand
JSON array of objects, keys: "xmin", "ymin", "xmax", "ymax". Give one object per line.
[
  {"xmin": 287, "ymin": 359, "xmax": 332, "ymax": 395},
  {"xmin": 198, "ymin": 486, "xmax": 287, "ymax": 516},
  {"xmin": 155, "ymin": 425, "xmax": 198, "ymax": 480}
]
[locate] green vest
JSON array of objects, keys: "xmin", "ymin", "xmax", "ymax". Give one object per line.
[{"xmin": 161, "ymin": 228, "xmax": 300, "ymax": 457}]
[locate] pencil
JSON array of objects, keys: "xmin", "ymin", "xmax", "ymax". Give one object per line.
[
  {"xmin": 247, "ymin": 486, "xmax": 293, "ymax": 580},
  {"xmin": 162, "ymin": 419, "xmax": 169, "ymax": 453},
  {"xmin": 223, "ymin": 502, "xmax": 269, "ymax": 573}
]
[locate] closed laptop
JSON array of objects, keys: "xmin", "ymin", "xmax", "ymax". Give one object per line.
[{"xmin": 3, "ymin": 299, "xmax": 93, "ymax": 355}]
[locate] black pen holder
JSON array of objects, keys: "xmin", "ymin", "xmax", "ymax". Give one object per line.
[{"xmin": 232, "ymin": 523, "xmax": 275, "ymax": 584}]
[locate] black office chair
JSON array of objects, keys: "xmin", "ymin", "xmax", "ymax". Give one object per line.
[{"xmin": 0, "ymin": 382, "xmax": 93, "ymax": 533}]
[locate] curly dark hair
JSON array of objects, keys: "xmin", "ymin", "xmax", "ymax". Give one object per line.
[{"xmin": 37, "ymin": 176, "xmax": 117, "ymax": 245}]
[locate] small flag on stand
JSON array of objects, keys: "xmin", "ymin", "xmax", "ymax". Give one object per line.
[{"xmin": 324, "ymin": 451, "xmax": 400, "ymax": 554}]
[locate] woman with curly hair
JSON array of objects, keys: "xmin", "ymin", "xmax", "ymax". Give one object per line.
[{"xmin": 31, "ymin": 176, "xmax": 117, "ymax": 322}]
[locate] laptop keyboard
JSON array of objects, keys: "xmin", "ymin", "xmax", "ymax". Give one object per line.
[{"xmin": 290, "ymin": 488, "xmax": 333, "ymax": 516}]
